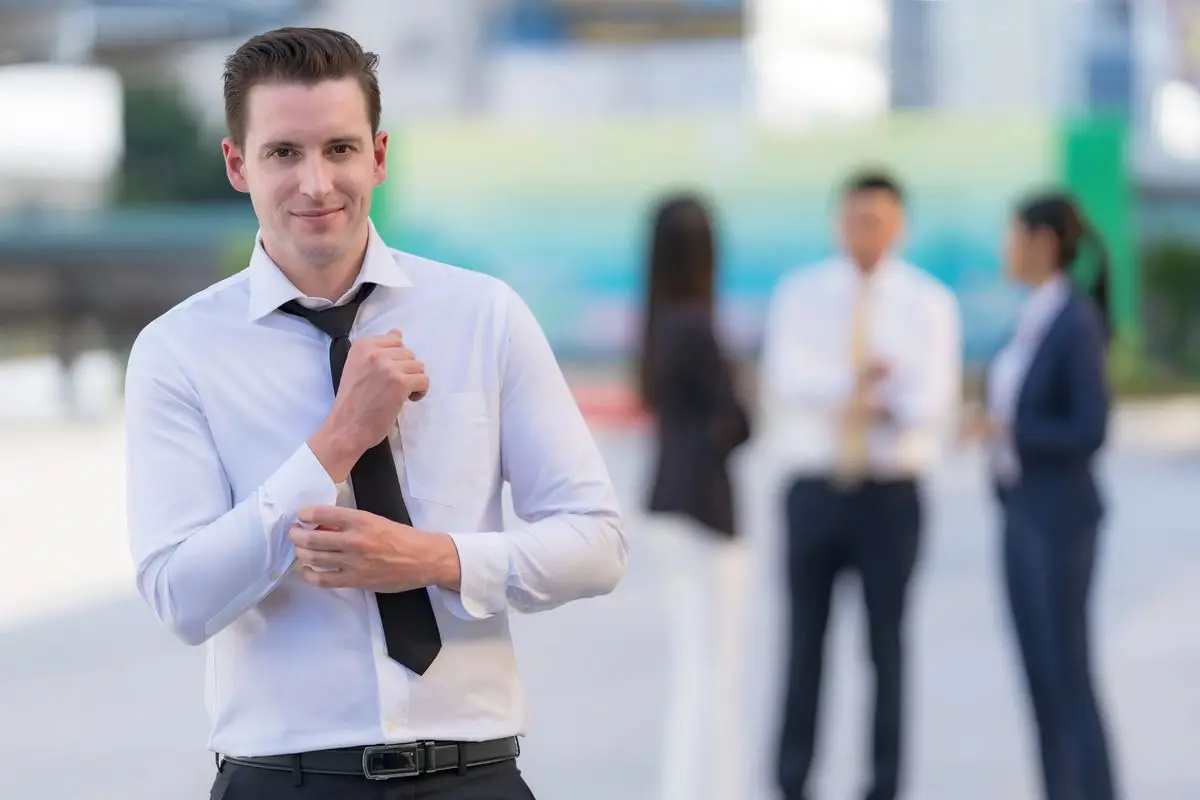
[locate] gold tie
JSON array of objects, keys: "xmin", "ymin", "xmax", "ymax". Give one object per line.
[{"xmin": 835, "ymin": 281, "xmax": 872, "ymax": 487}]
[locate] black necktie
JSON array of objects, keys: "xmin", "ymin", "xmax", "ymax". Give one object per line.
[{"xmin": 280, "ymin": 283, "xmax": 443, "ymax": 675}]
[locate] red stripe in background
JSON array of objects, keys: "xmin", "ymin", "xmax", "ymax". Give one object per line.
[{"xmin": 570, "ymin": 383, "xmax": 649, "ymax": 430}]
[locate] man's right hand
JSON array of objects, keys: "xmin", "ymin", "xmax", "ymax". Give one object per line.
[
  {"xmin": 856, "ymin": 359, "xmax": 890, "ymax": 390},
  {"xmin": 309, "ymin": 329, "xmax": 428, "ymax": 483},
  {"xmin": 842, "ymin": 359, "xmax": 892, "ymax": 426}
]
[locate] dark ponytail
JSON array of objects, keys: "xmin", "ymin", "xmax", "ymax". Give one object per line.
[
  {"xmin": 1016, "ymin": 191, "xmax": 1113, "ymax": 339},
  {"xmin": 1082, "ymin": 223, "xmax": 1111, "ymax": 335},
  {"xmin": 637, "ymin": 193, "xmax": 717, "ymax": 411}
]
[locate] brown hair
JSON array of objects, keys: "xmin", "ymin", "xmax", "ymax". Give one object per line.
[
  {"xmin": 636, "ymin": 192, "xmax": 717, "ymax": 410},
  {"xmin": 222, "ymin": 27, "xmax": 381, "ymax": 146},
  {"xmin": 1016, "ymin": 190, "xmax": 1112, "ymax": 338}
]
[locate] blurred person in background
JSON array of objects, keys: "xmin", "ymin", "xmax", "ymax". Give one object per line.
[
  {"xmin": 123, "ymin": 27, "xmax": 627, "ymax": 800},
  {"xmin": 962, "ymin": 191, "xmax": 1120, "ymax": 800},
  {"xmin": 760, "ymin": 171, "xmax": 961, "ymax": 800},
  {"xmin": 636, "ymin": 193, "xmax": 752, "ymax": 800}
]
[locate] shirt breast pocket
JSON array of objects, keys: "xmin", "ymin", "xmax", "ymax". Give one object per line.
[{"xmin": 399, "ymin": 391, "xmax": 494, "ymax": 507}]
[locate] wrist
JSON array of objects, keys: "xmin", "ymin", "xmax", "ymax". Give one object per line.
[
  {"xmin": 430, "ymin": 533, "xmax": 463, "ymax": 592},
  {"xmin": 308, "ymin": 422, "xmax": 364, "ymax": 484}
]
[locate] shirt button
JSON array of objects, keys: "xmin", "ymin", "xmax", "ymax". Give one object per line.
[{"xmin": 269, "ymin": 571, "xmax": 281, "ymax": 581}]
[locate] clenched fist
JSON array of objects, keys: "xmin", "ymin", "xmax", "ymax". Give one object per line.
[{"xmin": 309, "ymin": 329, "xmax": 427, "ymax": 482}]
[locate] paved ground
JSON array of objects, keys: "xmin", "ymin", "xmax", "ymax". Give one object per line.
[{"xmin": 0, "ymin": 358, "xmax": 1197, "ymax": 799}]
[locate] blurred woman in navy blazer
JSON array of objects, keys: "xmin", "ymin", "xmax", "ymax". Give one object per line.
[
  {"xmin": 966, "ymin": 191, "xmax": 1121, "ymax": 800},
  {"xmin": 636, "ymin": 193, "xmax": 752, "ymax": 800}
]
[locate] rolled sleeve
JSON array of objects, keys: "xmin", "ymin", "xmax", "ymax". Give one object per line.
[
  {"xmin": 258, "ymin": 443, "xmax": 339, "ymax": 564},
  {"xmin": 434, "ymin": 284, "xmax": 628, "ymax": 621},
  {"xmin": 760, "ymin": 272, "xmax": 856, "ymax": 412},
  {"xmin": 888, "ymin": 286, "xmax": 962, "ymax": 431},
  {"xmin": 126, "ymin": 324, "xmax": 343, "ymax": 646},
  {"xmin": 440, "ymin": 532, "xmax": 511, "ymax": 620}
]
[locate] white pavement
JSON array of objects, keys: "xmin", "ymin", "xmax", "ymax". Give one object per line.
[{"xmin": 0, "ymin": 355, "xmax": 1197, "ymax": 799}]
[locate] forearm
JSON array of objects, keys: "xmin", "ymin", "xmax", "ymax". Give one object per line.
[
  {"xmin": 131, "ymin": 444, "xmax": 337, "ymax": 645},
  {"xmin": 885, "ymin": 375, "xmax": 959, "ymax": 431},
  {"xmin": 443, "ymin": 283, "xmax": 627, "ymax": 619},
  {"xmin": 1014, "ymin": 406, "xmax": 1107, "ymax": 457},
  {"xmin": 762, "ymin": 358, "xmax": 855, "ymax": 411},
  {"xmin": 439, "ymin": 511, "xmax": 627, "ymax": 620},
  {"xmin": 885, "ymin": 300, "xmax": 962, "ymax": 430}
]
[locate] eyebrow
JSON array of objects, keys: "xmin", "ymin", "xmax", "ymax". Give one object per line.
[{"xmin": 260, "ymin": 136, "xmax": 367, "ymax": 153}]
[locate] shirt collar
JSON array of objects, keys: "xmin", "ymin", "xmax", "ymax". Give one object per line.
[
  {"xmin": 246, "ymin": 219, "xmax": 413, "ymax": 322},
  {"xmin": 836, "ymin": 252, "xmax": 899, "ymax": 286},
  {"xmin": 1014, "ymin": 274, "xmax": 1069, "ymax": 339}
]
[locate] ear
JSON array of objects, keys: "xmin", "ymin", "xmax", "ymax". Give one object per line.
[
  {"xmin": 372, "ymin": 130, "xmax": 388, "ymax": 187},
  {"xmin": 222, "ymin": 137, "xmax": 250, "ymax": 194}
]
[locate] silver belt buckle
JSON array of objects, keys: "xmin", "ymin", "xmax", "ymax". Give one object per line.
[{"xmin": 362, "ymin": 743, "xmax": 422, "ymax": 780}]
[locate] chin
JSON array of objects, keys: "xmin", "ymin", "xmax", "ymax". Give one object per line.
[{"xmin": 298, "ymin": 240, "xmax": 348, "ymax": 266}]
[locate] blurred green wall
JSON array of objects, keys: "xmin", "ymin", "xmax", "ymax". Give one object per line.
[
  {"xmin": 373, "ymin": 113, "xmax": 1134, "ymax": 363},
  {"xmin": 1057, "ymin": 116, "xmax": 1137, "ymax": 341}
]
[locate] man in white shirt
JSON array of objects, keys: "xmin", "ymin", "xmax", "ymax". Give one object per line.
[
  {"xmin": 123, "ymin": 27, "xmax": 627, "ymax": 800},
  {"xmin": 759, "ymin": 172, "xmax": 961, "ymax": 800}
]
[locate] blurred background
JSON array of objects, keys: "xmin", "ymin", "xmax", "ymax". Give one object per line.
[{"xmin": 0, "ymin": 1, "xmax": 1197, "ymax": 798}]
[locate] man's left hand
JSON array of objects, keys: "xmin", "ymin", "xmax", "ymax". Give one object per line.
[
  {"xmin": 843, "ymin": 392, "xmax": 895, "ymax": 425},
  {"xmin": 289, "ymin": 506, "xmax": 462, "ymax": 593}
]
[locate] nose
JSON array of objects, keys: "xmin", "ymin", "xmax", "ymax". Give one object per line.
[{"xmin": 298, "ymin": 157, "xmax": 334, "ymax": 201}]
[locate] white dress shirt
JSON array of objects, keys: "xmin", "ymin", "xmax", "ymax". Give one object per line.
[
  {"xmin": 986, "ymin": 275, "xmax": 1070, "ymax": 484},
  {"xmin": 759, "ymin": 255, "xmax": 962, "ymax": 479},
  {"xmin": 124, "ymin": 220, "xmax": 628, "ymax": 757}
]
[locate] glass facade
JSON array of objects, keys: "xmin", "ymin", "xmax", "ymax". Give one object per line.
[
  {"xmin": 886, "ymin": 0, "xmax": 1133, "ymax": 115},
  {"xmin": 1086, "ymin": 0, "xmax": 1133, "ymax": 115},
  {"xmin": 488, "ymin": 0, "xmax": 744, "ymax": 45},
  {"xmin": 888, "ymin": 0, "xmax": 934, "ymax": 108}
]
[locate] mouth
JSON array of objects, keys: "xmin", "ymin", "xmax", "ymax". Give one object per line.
[{"xmin": 292, "ymin": 208, "xmax": 344, "ymax": 219}]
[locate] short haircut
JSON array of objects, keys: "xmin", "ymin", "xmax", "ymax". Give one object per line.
[
  {"xmin": 222, "ymin": 27, "xmax": 381, "ymax": 146},
  {"xmin": 842, "ymin": 169, "xmax": 905, "ymax": 205}
]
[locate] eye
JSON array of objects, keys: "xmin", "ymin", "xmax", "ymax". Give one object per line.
[
  {"xmin": 329, "ymin": 143, "xmax": 353, "ymax": 156},
  {"xmin": 269, "ymin": 147, "xmax": 297, "ymax": 159}
]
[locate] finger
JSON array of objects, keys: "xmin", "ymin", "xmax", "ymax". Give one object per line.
[
  {"xmin": 383, "ymin": 348, "xmax": 417, "ymax": 363},
  {"xmin": 355, "ymin": 331, "xmax": 403, "ymax": 350},
  {"xmin": 289, "ymin": 525, "xmax": 352, "ymax": 552},
  {"xmin": 300, "ymin": 566, "xmax": 349, "ymax": 589},
  {"xmin": 294, "ymin": 546, "xmax": 349, "ymax": 571},
  {"xmin": 397, "ymin": 359, "xmax": 424, "ymax": 374},
  {"xmin": 297, "ymin": 505, "xmax": 362, "ymax": 530},
  {"xmin": 406, "ymin": 373, "xmax": 430, "ymax": 399},
  {"xmin": 370, "ymin": 329, "xmax": 405, "ymax": 350}
]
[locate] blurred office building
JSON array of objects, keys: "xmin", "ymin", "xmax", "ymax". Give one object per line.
[
  {"xmin": 176, "ymin": 0, "xmax": 747, "ymax": 124},
  {"xmin": 0, "ymin": 0, "xmax": 1198, "ymax": 387},
  {"xmin": 0, "ymin": 0, "xmax": 315, "ymax": 213},
  {"xmin": 0, "ymin": 0, "xmax": 313, "ymax": 418}
]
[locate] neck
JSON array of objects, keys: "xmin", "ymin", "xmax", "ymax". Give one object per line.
[
  {"xmin": 265, "ymin": 226, "xmax": 370, "ymax": 302},
  {"xmin": 1030, "ymin": 270, "xmax": 1062, "ymax": 290},
  {"xmin": 850, "ymin": 253, "xmax": 885, "ymax": 275},
  {"xmin": 853, "ymin": 261, "xmax": 879, "ymax": 278}
]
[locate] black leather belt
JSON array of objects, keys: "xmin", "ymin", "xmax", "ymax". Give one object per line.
[{"xmin": 220, "ymin": 736, "xmax": 520, "ymax": 781}]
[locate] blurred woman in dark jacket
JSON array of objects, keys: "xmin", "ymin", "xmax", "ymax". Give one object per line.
[
  {"xmin": 636, "ymin": 192, "xmax": 752, "ymax": 800},
  {"xmin": 965, "ymin": 190, "xmax": 1121, "ymax": 800}
]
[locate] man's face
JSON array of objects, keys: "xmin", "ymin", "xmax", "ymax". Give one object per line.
[
  {"xmin": 839, "ymin": 188, "xmax": 904, "ymax": 271},
  {"xmin": 222, "ymin": 77, "xmax": 386, "ymax": 271}
]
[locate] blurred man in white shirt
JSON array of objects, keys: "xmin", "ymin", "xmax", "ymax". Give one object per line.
[{"xmin": 760, "ymin": 171, "xmax": 962, "ymax": 800}]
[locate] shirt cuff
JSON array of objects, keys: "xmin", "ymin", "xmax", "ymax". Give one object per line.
[
  {"xmin": 258, "ymin": 443, "xmax": 339, "ymax": 563},
  {"xmin": 440, "ymin": 532, "xmax": 510, "ymax": 621}
]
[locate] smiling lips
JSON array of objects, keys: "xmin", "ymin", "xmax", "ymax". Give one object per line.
[{"xmin": 293, "ymin": 208, "xmax": 343, "ymax": 219}]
